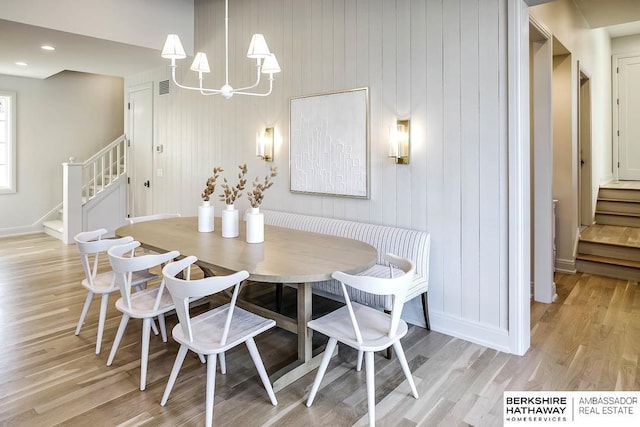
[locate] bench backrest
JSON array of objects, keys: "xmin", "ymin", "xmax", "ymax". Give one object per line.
[{"xmin": 262, "ymin": 209, "xmax": 430, "ymax": 283}]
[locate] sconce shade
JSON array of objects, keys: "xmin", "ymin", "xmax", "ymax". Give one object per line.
[
  {"xmin": 161, "ymin": 34, "xmax": 187, "ymax": 59},
  {"xmin": 256, "ymin": 127, "xmax": 274, "ymax": 161},
  {"xmin": 190, "ymin": 52, "xmax": 211, "ymax": 73},
  {"xmin": 247, "ymin": 34, "xmax": 271, "ymax": 59},
  {"xmin": 261, "ymin": 54, "xmax": 281, "ymax": 74},
  {"xmin": 389, "ymin": 119, "xmax": 410, "ymax": 164}
]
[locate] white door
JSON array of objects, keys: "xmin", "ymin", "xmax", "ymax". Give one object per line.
[
  {"xmin": 617, "ymin": 56, "xmax": 640, "ymax": 180},
  {"xmin": 128, "ymin": 83, "xmax": 154, "ymax": 217}
]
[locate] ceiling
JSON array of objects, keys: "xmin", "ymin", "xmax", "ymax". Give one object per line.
[
  {"xmin": 1, "ymin": 1, "xmax": 640, "ymax": 80},
  {"xmin": 0, "ymin": 19, "xmax": 166, "ymax": 79}
]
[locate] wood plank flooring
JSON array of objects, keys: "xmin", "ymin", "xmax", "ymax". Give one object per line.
[{"xmin": 0, "ymin": 234, "xmax": 638, "ymax": 426}]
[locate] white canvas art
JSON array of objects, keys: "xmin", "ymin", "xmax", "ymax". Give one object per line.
[{"xmin": 289, "ymin": 88, "xmax": 369, "ymax": 198}]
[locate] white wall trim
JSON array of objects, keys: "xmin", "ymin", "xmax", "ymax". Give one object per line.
[
  {"xmin": 0, "ymin": 202, "xmax": 62, "ymax": 237},
  {"xmin": 430, "ymin": 310, "xmax": 510, "ymax": 353},
  {"xmin": 508, "ymin": 0, "xmax": 532, "ymax": 356},
  {"xmin": 555, "ymin": 258, "xmax": 577, "ymax": 274}
]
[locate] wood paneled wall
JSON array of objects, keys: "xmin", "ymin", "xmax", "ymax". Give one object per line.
[{"xmin": 125, "ymin": 0, "xmax": 510, "ymax": 350}]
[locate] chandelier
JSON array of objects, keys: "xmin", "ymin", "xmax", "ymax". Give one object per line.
[{"xmin": 161, "ymin": 0, "xmax": 280, "ymax": 99}]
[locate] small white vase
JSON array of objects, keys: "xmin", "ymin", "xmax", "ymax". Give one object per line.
[
  {"xmin": 246, "ymin": 207, "xmax": 264, "ymax": 243},
  {"xmin": 221, "ymin": 204, "xmax": 239, "ymax": 238},
  {"xmin": 198, "ymin": 200, "xmax": 214, "ymax": 232}
]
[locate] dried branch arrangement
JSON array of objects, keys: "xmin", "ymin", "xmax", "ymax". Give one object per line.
[
  {"xmin": 247, "ymin": 166, "xmax": 278, "ymax": 208},
  {"xmin": 201, "ymin": 166, "xmax": 223, "ymax": 201},
  {"xmin": 219, "ymin": 164, "xmax": 248, "ymax": 205}
]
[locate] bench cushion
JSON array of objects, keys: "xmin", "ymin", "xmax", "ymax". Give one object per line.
[{"xmin": 262, "ymin": 210, "xmax": 430, "ymax": 311}]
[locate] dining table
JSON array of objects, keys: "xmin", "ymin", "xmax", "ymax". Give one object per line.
[{"xmin": 115, "ymin": 215, "xmax": 377, "ymax": 390}]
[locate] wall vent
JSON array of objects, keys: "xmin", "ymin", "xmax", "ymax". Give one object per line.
[{"xmin": 159, "ymin": 80, "xmax": 170, "ymax": 95}]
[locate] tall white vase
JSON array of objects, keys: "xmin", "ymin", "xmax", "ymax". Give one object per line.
[
  {"xmin": 246, "ymin": 207, "xmax": 264, "ymax": 243},
  {"xmin": 221, "ymin": 204, "xmax": 239, "ymax": 238},
  {"xmin": 198, "ymin": 200, "xmax": 214, "ymax": 232}
]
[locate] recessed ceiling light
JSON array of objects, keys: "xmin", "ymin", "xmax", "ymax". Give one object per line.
[
  {"xmin": 15, "ymin": 61, "xmax": 28, "ymax": 66},
  {"xmin": 41, "ymin": 45, "xmax": 55, "ymax": 51}
]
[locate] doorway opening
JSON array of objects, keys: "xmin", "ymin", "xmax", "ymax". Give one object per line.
[{"xmin": 578, "ymin": 66, "xmax": 593, "ymax": 230}]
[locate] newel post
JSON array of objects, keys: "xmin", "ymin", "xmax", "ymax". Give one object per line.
[{"xmin": 63, "ymin": 158, "xmax": 83, "ymax": 244}]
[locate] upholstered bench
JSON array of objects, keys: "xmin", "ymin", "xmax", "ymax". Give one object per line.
[{"xmin": 261, "ymin": 209, "xmax": 431, "ymax": 329}]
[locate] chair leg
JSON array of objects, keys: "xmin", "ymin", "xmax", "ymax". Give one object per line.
[
  {"xmin": 275, "ymin": 283, "xmax": 283, "ymax": 313},
  {"xmin": 356, "ymin": 350, "xmax": 364, "ymax": 372},
  {"xmin": 158, "ymin": 313, "xmax": 167, "ymax": 342},
  {"xmin": 306, "ymin": 338, "xmax": 338, "ymax": 407},
  {"xmin": 364, "ymin": 351, "xmax": 376, "ymax": 427},
  {"xmin": 421, "ymin": 292, "xmax": 431, "ymax": 330},
  {"xmin": 219, "ymin": 352, "xmax": 226, "ymax": 374},
  {"xmin": 95, "ymin": 293, "xmax": 110, "ymax": 354},
  {"xmin": 198, "ymin": 353, "xmax": 206, "ymax": 364},
  {"xmin": 392, "ymin": 341, "xmax": 419, "ymax": 398},
  {"xmin": 75, "ymin": 291, "xmax": 94, "ymax": 335},
  {"xmin": 150, "ymin": 318, "xmax": 160, "ymax": 336},
  {"xmin": 246, "ymin": 338, "xmax": 277, "ymax": 406},
  {"xmin": 161, "ymin": 345, "xmax": 189, "ymax": 406},
  {"xmin": 107, "ymin": 314, "xmax": 130, "ymax": 366},
  {"xmin": 384, "ymin": 310, "xmax": 393, "ymax": 360},
  {"xmin": 140, "ymin": 317, "xmax": 152, "ymax": 390},
  {"xmin": 205, "ymin": 353, "xmax": 218, "ymax": 427}
]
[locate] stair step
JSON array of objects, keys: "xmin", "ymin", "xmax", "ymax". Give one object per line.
[
  {"xmin": 576, "ymin": 223, "xmax": 640, "ymax": 280},
  {"xmin": 578, "ymin": 240, "xmax": 640, "ymax": 262},
  {"xmin": 598, "ymin": 187, "xmax": 640, "ymax": 202},
  {"xmin": 43, "ymin": 219, "xmax": 63, "ymax": 241},
  {"xmin": 576, "ymin": 253, "xmax": 640, "ymax": 268},
  {"xmin": 594, "ymin": 212, "xmax": 640, "ymax": 227},
  {"xmin": 596, "ymin": 200, "xmax": 640, "ymax": 215},
  {"xmin": 575, "ymin": 257, "xmax": 640, "ymax": 281}
]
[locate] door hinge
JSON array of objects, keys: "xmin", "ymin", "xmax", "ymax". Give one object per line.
[
  {"xmin": 127, "ymin": 177, "xmax": 130, "ymax": 184},
  {"xmin": 618, "ymin": 130, "xmax": 620, "ymax": 136},
  {"xmin": 617, "ymin": 67, "xmax": 619, "ymax": 73},
  {"xmin": 128, "ymin": 102, "xmax": 131, "ymax": 110},
  {"xmin": 618, "ymin": 161, "xmax": 620, "ymax": 168},
  {"xmin": 617, "ymin": 98, "xmax": 619, "ymax": 105}
]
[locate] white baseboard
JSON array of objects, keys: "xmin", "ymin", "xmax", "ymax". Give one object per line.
[
  {"xmin": 428, "ymin": 309, "xmax": 511, "ymax": 354},
  {"xmin": 0, "ymin": 225, "xmax": 42, "ymax": 237},
  {"xmin": 555, "ymin": 257, "xmax": 576, "ymax": 274}
]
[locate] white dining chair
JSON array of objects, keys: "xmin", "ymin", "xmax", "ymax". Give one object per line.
[
  {"xmin": 126, "ymin": 213, "xmax": 181, "ymax": 224},
  {"xmin": 106, "ymin": 241, "xmax": 180, "ymax": 390},
  {"xmin": 305, "ymin": 253, "xmax": 419, "ymax": 427},
  {"xmin": 74, "ymin": 229, "xmax": 157, "ymax": 355},
  {"xmin": 161, "ymin": 256, "xmax": 278, "ymax": 427}
]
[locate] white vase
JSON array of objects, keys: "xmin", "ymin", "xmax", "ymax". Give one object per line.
[
  {"xmin": 198, "ymin": 200, "xmax": 214, "ymax": 232},
  {"xmin": 221, "ymin": 204, "xmax": 239, "ymax": 238},
  {"xmin": 246, "ymin": 207, "xmax": 264, "ymax": 243}
]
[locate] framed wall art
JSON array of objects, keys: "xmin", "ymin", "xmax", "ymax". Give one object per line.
[{"xmin": 289, "ymin": 87, "xmax": 369, "ymax": 198}]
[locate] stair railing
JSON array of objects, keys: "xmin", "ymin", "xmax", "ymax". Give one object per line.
[
  {"xmin": 62, "ymin": 135, "xmax": 127, "ymax": 243},
  {"xmin": 82, "ymin": 135, "xmax": 127, "ymax": 202}
]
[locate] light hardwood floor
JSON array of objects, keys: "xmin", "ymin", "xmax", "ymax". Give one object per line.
[{"xmin": 0, "ymin": 233, "xmax": 638, "ymax": 426}]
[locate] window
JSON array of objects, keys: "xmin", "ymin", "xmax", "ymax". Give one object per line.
[{"xmin": 0, "ymin": 91, "xmax": 16, "ymax": 194}]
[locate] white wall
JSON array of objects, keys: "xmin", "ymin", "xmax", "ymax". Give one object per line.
[
  {"xmin": 127, "ymin": 0, "xmax": 513, "ymax": 351},
  {"xmin": 0, "ymin": 71, "xmax": 124, "ymax": 234},
  {"xmin": 612, "ymin": 34, "xmax": 640, "ymax": 55},
  {"xmin": 529, "ymin": 0, "xmax": 613, "ymax": 271}
]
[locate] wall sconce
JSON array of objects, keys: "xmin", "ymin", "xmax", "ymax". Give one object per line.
[
  {"xmin": 389, "ymin": 119, "xmax": 410, "ymax": 164},
  {"xmin": 256, "ymin": 127, "xmax": 274, "ymax": 161}
]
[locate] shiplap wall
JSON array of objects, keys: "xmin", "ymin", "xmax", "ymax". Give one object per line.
[{"xmin": 126, "ymin": 0, "xmax": 510, "ymax": 350}]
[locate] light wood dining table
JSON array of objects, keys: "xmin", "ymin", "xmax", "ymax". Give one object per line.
[{"xmin": 115, "ymin": 216, "xmax": 377, "ymax": 390}]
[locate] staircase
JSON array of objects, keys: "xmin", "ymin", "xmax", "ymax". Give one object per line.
[
  {"xmin": 43, "ymin": 135, "xmax": 128, "ymax": 243},
  {"xmin": 576, "ymin": 183, "xmax": 640, "ymax": 281}
]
